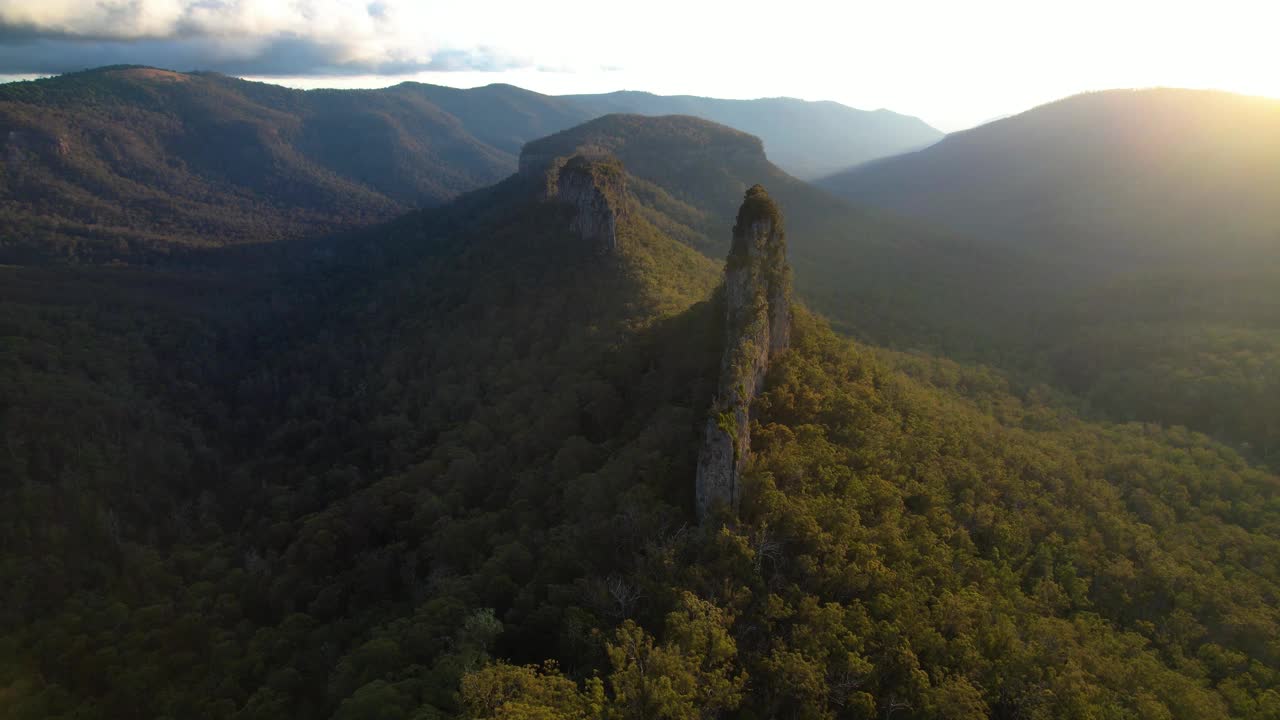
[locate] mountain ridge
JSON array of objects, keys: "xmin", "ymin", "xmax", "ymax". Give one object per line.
[
  {"xmin": 0, "ymin": 65, "xmax": 943, "ymax": 262},
  {"xmin": 562, "ymin": 89, "xmax": 942, "ymax": 179},
  {"xmin": 820, "ymin": 87, "xmax": 1280, "ymax": 263},
  {"xmin": 818, "ymin": 86, "xmax": 1280, "ymax": 467}
]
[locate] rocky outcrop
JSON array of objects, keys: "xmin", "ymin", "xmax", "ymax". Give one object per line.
[
  {"xmin": 556, "ymin": 156, "xmax": 628, "ymax": 253},
  {"xmin": 531, "ymin": 153, "xmax": 629, "ymax": 253},
  {"xmin": 696, "ymin": 185, "xmax": 792, "ymax": 521},
  {"xmin": 4, "ymin": 129, "xmax": 72, "ymax": 166}
]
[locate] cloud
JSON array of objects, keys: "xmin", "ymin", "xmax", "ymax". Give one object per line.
[{"xmin": 0, "ymin": 0, "xmax": 535, "ymax": 75}]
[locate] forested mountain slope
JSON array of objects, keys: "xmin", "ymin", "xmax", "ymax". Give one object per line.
[
  {"xmin": 465, "ymin": 308, "xmax": 1280, "ymax": 720},
  {"xmin": 1, "ymin": 150, "xmax": 726, "ymax": 718},
  {"xmin": 816, "ymin": 89, "xmax": 1280, "ymax": 467},
  {"xmin": 2, "ymin": 124, "xmax": 1279, "ymax": 719},
  {"xmin": 13, "ymin": 66, "xmax": 1273, "ymax": 472},
  {"xmin": 0, "ymin": 66, "xmax": 591, "ymax": 261},
  {"xmin": 3, "ymin": 71, "xmax": 1273, "ymax": 466},
  {"xmin": 0, "ymin": 65, "xmax": 1022, "ymax": 381}
]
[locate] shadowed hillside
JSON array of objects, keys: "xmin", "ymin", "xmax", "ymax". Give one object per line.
[{"xmin": 0, "ymin": 66, "xmax": 591, "ymax": 261}]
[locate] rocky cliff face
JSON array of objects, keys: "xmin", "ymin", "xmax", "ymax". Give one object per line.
[
  {"xmin": 556, "ymin": 156, "xmax": 628, "ymax": 253},
  {"xmin": 528, "ymin": 153, "xmax": 629, "ymax": 253},
  {"xmin": 696, "ymin": 185, "xmax": 792, "ymax": 521}
]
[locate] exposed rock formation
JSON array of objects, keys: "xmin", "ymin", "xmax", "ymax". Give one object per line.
[
  {"xmin": 4, "ymin": 129, "xmax": 72, "ymax": 166},
  {"xmin": 556, "ymin": 156, "xmax": 628, "ymax": 253},
  {"xmin": 530, "ymin": 153, "xmax": 629, "ymax": 253},
  {"xmin": 696, "ymin": 185, "xmax": 792, "ymax": 521}
]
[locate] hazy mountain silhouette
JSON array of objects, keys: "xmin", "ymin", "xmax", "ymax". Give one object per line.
[
  {"xmin": 822, "ymin": 88, "xmax": 1280, "ymax": 465},
  {"xmin": 821, "ymin": 88, "xmax": 1280, "ymax": 266},
  {"xmin": 563, "ymin": 90, "xmax": 942, "ymax": 179}
]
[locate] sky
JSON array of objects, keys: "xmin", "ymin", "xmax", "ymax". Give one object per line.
[{"xmin": 0, "ymin": 0, "xmax": 1277, "ymax": 130}]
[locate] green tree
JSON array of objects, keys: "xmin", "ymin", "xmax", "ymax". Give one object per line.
[
  {"xmin": 460, "ymin": 662, "xmax": 605, "ymax": 720},
  {"xmin": 606, "ymin": 592, "xmax": 746, "ymax": 720}
]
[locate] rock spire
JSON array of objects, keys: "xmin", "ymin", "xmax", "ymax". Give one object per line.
[{"xmin": 695, "ymin": 185, "xmax": 792, "ymax": 521}]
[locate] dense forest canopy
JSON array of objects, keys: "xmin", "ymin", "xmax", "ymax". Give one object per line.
[{"xmin": 1, "ymin": 80, "xmax": 1279, "ymax": 720}]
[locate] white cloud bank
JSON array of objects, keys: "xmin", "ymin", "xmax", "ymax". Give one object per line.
[
  {"xmin": 0, "ymin": 0, "xmax": 1278, "ymax": 129},
  {"xmin": 0, "ymin": 0, "xmax": 543, "ymax": 74}
]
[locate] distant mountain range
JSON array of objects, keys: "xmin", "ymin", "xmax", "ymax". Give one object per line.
[
  {"xmin": 562, "ymin": 90, "xmax": 941, "ymax": 179},
  {"xmin": 0, "ymin": 67, "xmax": 586, "ymax": 260},
  {"xmin": 820, "ymin": 88, "xmax": 1280, "ymax": 266},
  {"xmin": 0, "ymin": 66, "xmax": 939, "ymax": 261}
]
